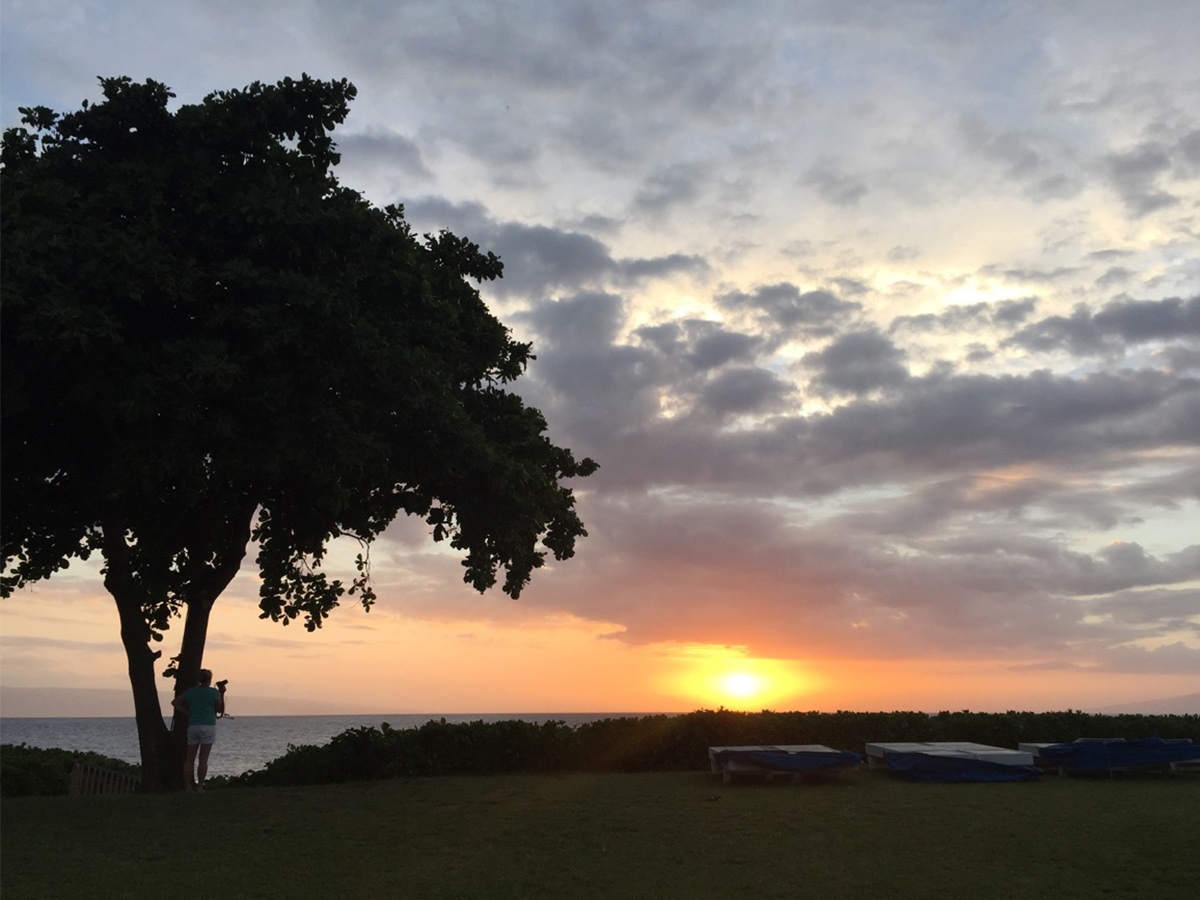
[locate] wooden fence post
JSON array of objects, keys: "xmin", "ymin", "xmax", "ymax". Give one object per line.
[{"xmin": 69, "ymin": 761, "xmax": 140, "ymax": 796}]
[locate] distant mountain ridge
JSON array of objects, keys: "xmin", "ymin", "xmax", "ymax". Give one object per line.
[
  {"xmin": 1092, "ymin": 692, "xmax": 1200, "ymax": 716},
  {"xmin": 0, "ymin": 686, "xmax": 376, "ymax": 718}
]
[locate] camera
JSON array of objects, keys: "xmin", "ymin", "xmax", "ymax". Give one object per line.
[{"xmin": 216, "ymin": 679, "xmax": 229, "ymax": 690}]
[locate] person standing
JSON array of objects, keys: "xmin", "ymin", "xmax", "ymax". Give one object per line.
[{"xmin": 172, "ymin": 668, "xmax": 226, "ymax": 791}]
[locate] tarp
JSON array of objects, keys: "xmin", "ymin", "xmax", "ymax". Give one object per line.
[
  {"xmin": 1036, "ymin": 738, "xmax": 1200, "ymax": 772},
  {"xmin": 884, "ymin": 752, "xmax": 1041, "ymax": 783},
  {"xmin": 711, "ymin": 748, "xmax": 862, "ymax": 773}
]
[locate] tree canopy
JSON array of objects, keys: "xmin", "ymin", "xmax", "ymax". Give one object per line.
[{"xmin": 1, "ymin": 75, "xmax": 596, "ymax": 786}]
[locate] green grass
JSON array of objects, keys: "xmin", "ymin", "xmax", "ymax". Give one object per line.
[{"xmin": 3, "ymin": 769, "xmax": 1197, "ymax": 899}]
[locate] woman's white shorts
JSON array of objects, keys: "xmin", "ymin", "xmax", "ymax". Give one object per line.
[{"xmin": 187, "ymin": 725, "xmax": 217, "ymax": 746}]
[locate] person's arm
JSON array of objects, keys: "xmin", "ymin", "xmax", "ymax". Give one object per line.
[
  {"xmin": 171, "ymin": 692, "xmax": 189, "ymax": 715},
  {"xmin": 215, "ymin": 684, "xmax": 226, "ymax": 716}
]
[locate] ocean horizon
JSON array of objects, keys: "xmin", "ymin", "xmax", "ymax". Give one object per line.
[{"xmin": 0, "ymin": 713, "xmax": 670, "ymax": 778}]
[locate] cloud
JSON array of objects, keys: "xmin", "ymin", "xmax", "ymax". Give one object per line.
[
  {"xmin": 0, "ymin": 634, "xmax": 119, "ymax": 651},
  {"xmin": 400, "ymin": 197, "xmax": 709, "ymax": 300},
  {"xmin": 1095, "ymin": 295, "xmax": 1200, "ymax": 341},
  {"xmin": 958, "ymin": 116, "xmax": 1083, "ymax": 202},
  {"xmin": 1095, "ymin": 266, "xmax": 1134, "ymax": 289},
  {"xmin": 1177, "ymin": 129, "xmax": 1200, "ymax": 175},
  {"xmin": 888, "ymin": 246, "xmax": 921, "ymax": 262},
  {"xmin": 1092, "ymin": 586, "xmax": 1200, "ymax": 630},
  {"xmin": 635, "ymin": 320, "xmax": 762, "ymax": 372},
  {"xmin": 1006, "ymin": 295, "xmax": 1200, "ymax": 356},
  {"xmin": 1092, "ymin": 642, "xmax": 1200, "ymax": 675},
  {"xmin": 633, "ymin": 163, "xmax": 707, "ymax": 215},
  {"xmin": 618, "ymin": 254, "xmax": 710, "ymax": 282},
  {"xmin": 717, "ymin": 284, "xmax": 862, "ymax": 340},
  {"xmin": 801, "ymin": 369, "xmax": 1200, "ymax": 478},
  {"xmin": 802, "ymin": 329, "xmax": 909, "ymax": 397},
  {"xmin": 508, "ymin": 309, "xmax": 1200, "ymax": 663},
  {"xmin": 520, "ymin": 487, "xmax": 1200, "ymax": 665},
  {"xmin": 803, "ymin": 161, "xmax": 868, "ymax": 207},
  {"xmin": 697, "ymin": 366, "xmax": 793, "ymax": 418},
  {"xmin": 991, "ymin": 266, "xmax": 1082, "ymax": 285},
  {"xmin": 5, "ymin": 0, "xmax": 1200, "ymax": 708},
  {"xmin": 338, "ymin": 128, "xmax": 431, "ymax": 179},
  {"xmin": 522, "ymin": 291, "xmax": 626, "ymax": 349},
  {"xmin": 412, "ymin": 199, "xmax": 614, "ymax": 296},
  {"xmin": 1104, "ymin": 143, "xmax": 1179, "ymax": 217},
  {"xmin": 890, "ymin": 297, "xmax": 1038, "ymax": 336}
]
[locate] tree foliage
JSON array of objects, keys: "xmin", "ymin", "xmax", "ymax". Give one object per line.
[{"xmin": 1, "ymin": 75, "xmax": 596, "ymax": 784}]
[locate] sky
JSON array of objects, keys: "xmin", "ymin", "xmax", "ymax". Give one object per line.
[{"xmin": 2, "ymin": 0, "xmax": 1199, "ymax": 717}]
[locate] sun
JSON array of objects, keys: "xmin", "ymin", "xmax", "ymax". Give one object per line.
[
  {"xmin": 721, "ymin": 672, "xmax": 764, "ymax": 700},
  {"xmin": 663, "ymin": 646, "xmax": 818, "ymax": 710}
]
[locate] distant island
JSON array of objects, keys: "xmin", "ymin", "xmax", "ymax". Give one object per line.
[{"xmin": 0, "ymin": 686, "xmax": 379, "ymax": 718}]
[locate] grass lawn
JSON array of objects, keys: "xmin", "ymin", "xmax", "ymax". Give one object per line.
[{"xmin": 3, "ymin": 768, "xmax": 1197, "ymax": 899}]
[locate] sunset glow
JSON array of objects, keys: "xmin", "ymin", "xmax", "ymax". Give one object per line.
[
  {"xmin": 3, "ymin": 3, "xmax": 1199, "ymax": 720},
  {"xmin": 662, "ymin": 647, "xmax": 818, "ymax": 711}
]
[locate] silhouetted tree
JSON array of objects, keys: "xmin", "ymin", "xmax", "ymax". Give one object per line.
[{"xmin": 1, "ymin": 75, "xmax": 597, "ymax": 790}]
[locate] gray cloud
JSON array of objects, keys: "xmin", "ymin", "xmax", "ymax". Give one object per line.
[
  {"xmin": 403, "ymin": 197, "xmax": 709, "ymax": 298},
  {"xmin": 991, "ymin": 265, "xmax": 1082, "ymax": 285},
  {"xmin": 1095, "ymin": 295, "xmax": 1200, "ymax": 341},
  {"xmin": 1087, "ymin": 249, "xmax": 1135, "ymax": 262},
  {"xmin": 958, "ymin": 115, "xmax": 1084, "ymax": 202},
  {"xmin": 686, "ymin": 326, "xmax": 761, "ymax": 371},
  {"xmin": 1094, "ymin": 586, "xmax": 1200, "ymax": 630},
  {"xmin": 1096, "ymin": 266, "xmax": 1134, "ymax": 288},
  {"xmin": 634, "ymin": 320, "xmax": 763, "ymax": 372},
  {"xmin": 520, "ymin": 291, "xmax": 627, "ymax": 351},
  {"xmin": 803, "ymin": 161, "xmax": 868, "ymax": 207},
  {"xmin": 717, "ymin": 284, "xmax": 862, "ymax": 339},
  {"xmin": 1159, "ymin": 345, "xmax": 1200, "ymax": 374},
  {"xmin": 538, "ymin": 349, "xmax": 1199, "ymax": 505},
  {"xmin": 994, "ymin": 297, "xmax": 1039, "ymax": 326},
  {"xmin": 406, "ymin": 198, "xmax": 614, "ymax": 296},
  {"xmin": 802, "ymin": 329, "xmax": 909, "ymax": 396},
  {"xmin": 1006, "ymin": 305, "xmax": 1108, "ymax": 356},
  {"xmin": 698, "ymin": 366, "xmax": 793, "ymax": 418},
  {"xmin": 566, "ymin": 214, "xmax": 623, "ymax": 237},
  {"xmin": 1092, "ymin": 642, "xmax": 1200, "ymax": 675},
  {"xmin": 338, "ymin": 128, "xmax": 431, "ymax": 179},
  {"xmin": 888, "ymin": 246, "xmax": 921, "ymax": 262},
  {"xmin": 1177, "ymin": 129, "xmax": 1200, "ymax": 174},
  {"xmin": 1105, "ymin": 143, "xmax": 1179, "ymax": 217},
  {"xmin": 800, "ymin": 368, "xmax": 1200, "ymax": 478},
  {"xmin": 1007, "ymin": 295, "xmax": 1200, "ymax": 356},
  {"xmin": 829, "ymin": 276, "xmax": 871, "ymax": 297},
  {"xmin": 521, "ymin": 489, "xmax": 1200, "ymax": 662},
  {"xmin": 618, "ymin": 254, "xmax": 710, "ymax": 283},
  {"xmin": 633, "ymin": 163, "xmax": 707, "ymax": 215},
  {"xmin": 890, "ymin": 297, "xmax": 1038, "ymax": 336}
]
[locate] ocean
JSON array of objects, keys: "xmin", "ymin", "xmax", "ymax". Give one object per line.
[{"xmin": 0, "ymin": 713, "xmax": 656, "ymax": 778}]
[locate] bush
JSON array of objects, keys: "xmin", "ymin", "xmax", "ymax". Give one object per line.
[
  {"xmin": 233, "ymin": 708, "xmax": 1200, "ymax": 789},
  {"xmin": 1, "ymin": 744, "xmax": 141, "ymax": 797}
]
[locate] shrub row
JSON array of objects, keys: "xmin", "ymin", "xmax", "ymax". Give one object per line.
[
  {"xmin": 237, "ymin": 708, "xmax": 1200, "ymax": 787},
  {"xmin": 0, "ymin": 744, "xmax": 140, "ymax": 797}
]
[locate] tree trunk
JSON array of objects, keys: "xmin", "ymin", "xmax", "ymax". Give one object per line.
[
  {"xmin": 111, "ymin": 582, "xmax": 175, "ymax": 791},
  {"xmin": 169, "ymin": 503, "xmax": 255, "ymax": 715},
  {"xmin": 104, "ymin": 503, "xmax": 256, "ymax": 791},
  {"xmin": 168, "ymin": 595, "xmax": 217, "ymax": 737}
]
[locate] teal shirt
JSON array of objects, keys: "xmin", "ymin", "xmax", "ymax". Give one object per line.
[{"xmin": 182, "ymin": 685, "xmax": 221, "ymax": 727}]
